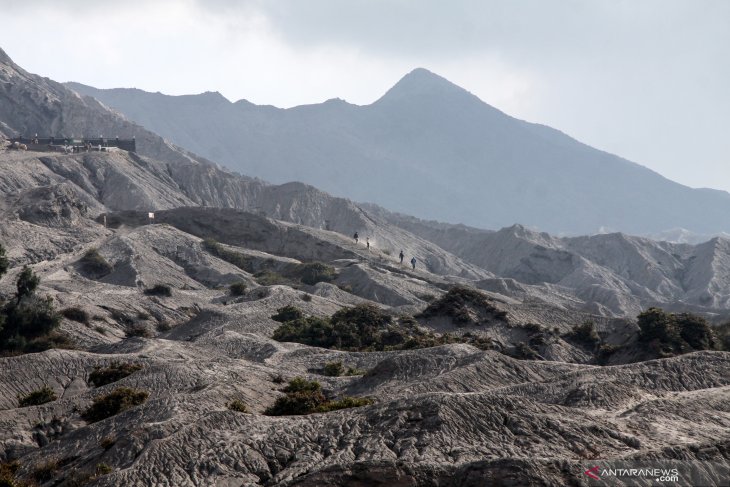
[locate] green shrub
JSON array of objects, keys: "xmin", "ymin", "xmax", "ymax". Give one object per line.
[
  {"xmin": 323, "ymin": 361, "xmax": 345, "ymax": 376},
  {"xmin": 265, "ymin": 378, "xmax": 371, "ymax": 416},
  {"xmin": 229, "ymin": 282, "xmax": 247, "ymax": 296},
  {"xmin": 637, "ymin": 308, "xmax": 719, "ymax": 357},
  {"xmin": 143, "ymin": 284, "xmax": 172, "ymax": 297},
  {"xmin": 1, "ymin": 295, "xmax": 62, "ymax": 353},
  {"xmin": 18, "ymin": 386, "xmax": 56, "ymax": 407},
  {"xmin": 254, "ymin": 270, "xmax": 290, "ymax": 287},
  {"xmin": 88, "ymin": 362, "xmax": 143, "ymax": 387},
  {"xmin": 15, "ymin": 266, "xmax": 39, "ymax": 303},
  {"xmin": 82, "ymin": 387, "xmax": 149, "ymax": 423},
  {"xmin": 99, "ymin": 437, "xmax": 115, "ymax": 450},
  {"xmin": 227, "ymin": 400, "xmax": 248, "ymax": 413},
  {"xmin": 61, "ymin": 307, "xmax": 90, "ymax": 324},
  {"xmin": 79, "ymin": 248, "xmax": 113, "ymax": 277},
  {"xmin": 565, "ymin": 321, "xmax": 600, "ymax": 348},
  {"xmin": 95, "ymin": 463, "xmax": 113, "ymax": 476},
  {"xmin": 125, "ymin": 324, "xmax": 152, "ymax": 338},
  {"xmin": 0, "ymin": 242, "xmax": 8, "ymax": 279},
  {"xmin": 32, "ymin": 459, "xmax": 59, "ymax": 483},
  {"xmin": 202, "ymin": 239, "xmax": 255, "ymax": 272},
  {"xmin": 316, "ymin": 396, "xmax": 373, "ymax": 412},
  {"xmin": 271, "ymin": 305, "xmax": 304, "ymax": 323},
  {"xmin": 295, "ymin": 262, "xmax": 337, "ymax": 286},
  {"xmin": 419, "ymin": 286, "xmax": 507, "ymax": 325},
  {"xmin": 300, "ymin": 293, "xmax": 313, "ymax": 302},
  {"xmin": 0, "ymin": 461, "xmax": 21, "ymax": 487}
]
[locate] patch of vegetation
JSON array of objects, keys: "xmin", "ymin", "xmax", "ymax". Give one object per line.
[
  {"xmin": 79, "ymin": 248, "xmax": 113, "ymax": 277},
  {"xmin": 125, "ymin": 324, "xmax": 152, "ymax": 338},
  {"xmin": 18, "ymin": 386, "xmax": 57, "ymax": 407},
  {"xmin": 82, "ymin": 387, "xmax": 149, "ymax": 423},
  {"xmin": 32, "ymin": 459, "xmax": 59, "ymax": 483},
  {"xmin": 227, "ymin": 399, "xmax": 248, "ymax": 413},
  {"xmin": 0, "ymin": 460, "xmax": 25, "ymax": 487},
  {"xmin": 272, "ymin": 304, "xmax": 494, "ymax": 352},
  {"xmin": 229, "ymin": 282, "xmax": 247, "ymax": 296},
  {"xmin": 0, "ymin": 243, "xmax": 8, "ymax": 279},
  {"xmin": 505, "ymin": 342, "xmax": 542, "ymax": 360},
  {"xmin": 88, "ymin": 362, "xmax": 143, "ymax": 387},
  {"xmin": 637, "ymin": 308, "xmax": 720, "ymax": 357},
  {"xmin": 564, "ymin": 321, "xmax": 600, "ymax": 348},
  {"xmin": 264, "ymin": 378, "xmax": 372, "ymax": 416},
  {"xmin": 323, "ymin": 361, "xmax": 345, "ymax": 376},
  {"xmin": 0, "ymin": 266, "xmax": 63, "ymax": 354},
  {"xmin": 271, "ymin": 305, "xmax": 304, "ymax": 323},
  {"xmin": 271, "ymin": 374, "xmax": 285, "ymax": 384},
  {"xmin": 202, "ymin": 239, "xmax": 255, "ymax": 272},
  {"xmin": 254, "ymin": 270, "xmax": 292, "ymax": 287},
  {"xmin": 322, "ymin": 360, "xmax": 364, "ymax": 376},
  {"xmin": 99, "ymin": 437, "xmax": 115, "ymax": 450},
  {"xmin": 61, "ymin": 307, "xmax": 90, "ymax": 324},
  {"xmin": 597, "ymin": 343, "xmax": 620, "ymax": 365},
  {"xmin": 418, "ymin": 286, "xmax": 507, "ymax": 325},
  {"xmin": 95, "ymin": 463, "xmax": 113, "ymax": 476},
  {"xmin": 294, "ymin": 262, "xmax": 337, "ymax": 286},
  {"xmin": 300, "ymin": 293, "xmax": 313, "ymax": 302},
  {"xmin": 143, "ymin": 284, "xmax": 172, "ymax": 297}
]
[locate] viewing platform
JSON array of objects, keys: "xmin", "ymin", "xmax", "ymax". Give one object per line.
[{"xmin": 9, "ymin": 135, "xmax": 136, "ymax": 153}]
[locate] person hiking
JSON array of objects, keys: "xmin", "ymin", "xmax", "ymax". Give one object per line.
[
  {"xmin": 366, "ymin": 237, "xmax": 370, "ymax": 250},
  {"xmin": 410, "ymin": 257, "xmax": 417, "ymax": 270},
  {"xmin": 353, "ymin": 231, "xmax": 359, "ymax": 243},
  {"xmin": 399, "ymin": 250, "xmax": 404, "ymax": 264}
]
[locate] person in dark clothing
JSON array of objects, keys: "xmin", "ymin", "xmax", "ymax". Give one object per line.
[
  {"xmin": 366, "ymin": 237, "xmax": 370, "ymax": 250},
  {"xmin": 410, "ymin": 257, "xmax": 417, "ymax": 270},
  {"xmin": 399, "ymin": 250, "xmax": 404, "ymax": 264},
  {"xmin": 353, "ymin": 232, "xmax": 359, "ymax": 243}
]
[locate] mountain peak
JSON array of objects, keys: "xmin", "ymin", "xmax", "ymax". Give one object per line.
[
  {"xmin": 0, "ymin": 47, "xmax": 14, "ymax": 65},
  {"xmin": 375, "ymin": 68, "xmax": 470, "ymax": 104}
]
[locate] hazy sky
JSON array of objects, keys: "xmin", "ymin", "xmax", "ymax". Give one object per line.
[{"xmin": 1, "ymin": 0, "xmax": 728, "ymax": 192}]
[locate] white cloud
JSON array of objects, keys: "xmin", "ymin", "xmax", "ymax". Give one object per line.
[{"xmin": 0, "ymin": 0, "xmax": 728, "ymax": 192}]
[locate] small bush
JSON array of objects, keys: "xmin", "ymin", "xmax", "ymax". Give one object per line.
[
  {"xmin": 126, "ymin": 324, "xmax": 152, "ymax": 338},
  {"xmin": 18, "ymin": 386, "xmax": 57, "ymax": 407},
  {"xmin": 295, "ymin": 262, "xmax": 337, "ymax": 286},
  {"xmin": 202, "ymin": 239, "xmax": 255, "ymax": 272},
  {"xmin": 300, "ymin": 293, "xmax": 313, "ymax": 302},
  {"xmin": 229, "ymin": 282, "xmax": 247, "ymax": 296},
  {"xmin": 62, "ymin": 307, "xmax": 90, "ymax": 324},
  {"xmin": 95, "ymin": 463, "xmax": 113, "ymax": 476},
  {"xmin": 94, "ymin": 326, "xmax": 106, "ymax": 335},
  {"xmin": 637, "ymin": 308, "xmax": 719, "ymax": 357},
  {"xmin": 316, "ymin": 396, "xmax": 373, "ymax": 412},
  {"xmin": 271, "ymin": 374, "xmax": 285, "ymax": 384},
  {"xmin": 88, "ymin": 362, "xmax": 143, "ymax": 387},
  {"xmin": 271, "ymin": 305, "xmax": 304, "ymax": 323},
  {"xmin": 99, "ymin": 437, "xmax": 115, "ymax": 450},
  {"xmin": 32, "ymin": 460, "xmax": 59, "ymax": 483},
  {"xmin": 419, "ymin": 286, "xmax": 507, "ymax": 325},
  {"xmin": 565, "ymin": 321, "xmax": 600, "ymax": 348},
  {"xmin": 82, "ymin": 387, "xmax": 149, "ymax": 423},
  {"xmin": 143, "ymin": 284, "xmax": 172, "ymax": 297},
  {"xmin": 0, "ymin": 461, "xmax": 21, "ymax": 487},
  {"xmin": 254, "ymin": 270, "xmax": 290, "ymax": 287},
  {"xmin": 1, "ymin": 295, "xmax": 62, "ymax": 352},
  {"xmin": 323, "ymin": 361, "xmax": 345, "ymax": 377},
  {"xmin": 227, "ymin": 400, "xmax": 248, "ymax": 413},
  {"xmin": 79, "ymin": 248, "xmax": 113, "ymax": 277},
  {"xmin": 265, "ymin": 378, "xmax": 371, "ymax": 416}
]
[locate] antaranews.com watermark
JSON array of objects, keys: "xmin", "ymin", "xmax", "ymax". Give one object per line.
[{"xmin": 581, "ymin": 460, "xmax": 729, "ymax": 486}]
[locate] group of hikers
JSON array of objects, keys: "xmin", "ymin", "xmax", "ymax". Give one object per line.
[{"xmin": 353, "ymin": 231, "xmax": 417, "ymax": 270}]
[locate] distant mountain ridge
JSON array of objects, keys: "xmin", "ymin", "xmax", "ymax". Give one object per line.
[{"xmin": 68, "ymin": 68, "xmax": 730, "ymax": 236}]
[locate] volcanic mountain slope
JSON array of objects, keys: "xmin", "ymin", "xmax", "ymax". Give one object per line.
[
  {"xmin": 68, "ymin": 69, "xmax": 730, "ymax": 236},
  {"xmin": 0, "ymin": 152, "xmax": 729, "ymax": 486},
  {"xmin": 366, "ymin": 205, "xmax": 730, "ymax": 319}
]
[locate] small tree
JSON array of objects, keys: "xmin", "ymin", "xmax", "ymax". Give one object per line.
[
  {"xmin": 16, "ymin": 265, "xmax": 40, "ymax": 303},
  {"xmin": 0, "ymin": 242, "xmax": 8, "ymax": 280}
]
